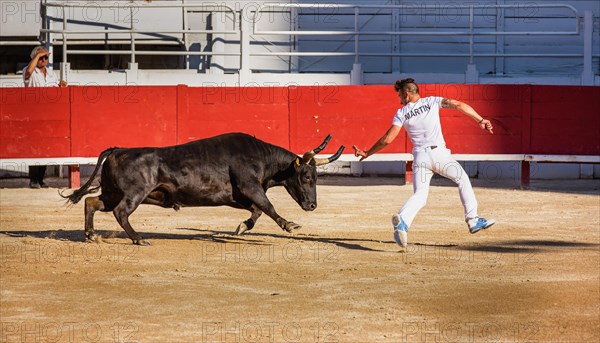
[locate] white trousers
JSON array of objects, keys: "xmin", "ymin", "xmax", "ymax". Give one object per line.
[{"xmin": 399, "ymin": 147, "xmax": 478, "ymax": 228}]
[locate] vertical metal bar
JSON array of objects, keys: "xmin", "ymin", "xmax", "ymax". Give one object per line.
[
  {"xmin": 68, "ymin": 166, "xmax": 80, "ymax": 189},
  {"xmin": 240, "ymin": 7, "xmax": 251, "ymax": 83},
  {"xmin": 41, "ymin": 1, "xmax": 49, "ymax": 46},
  {"xmin": 495, "ymin": 1, "xmax": 505, "ymax": 75},
  {"xmin": 290, "ymin": 6, "xmax": 299, "ymax": 73},
  {"xmin": 62, "ymin": 5, "xmax": 67, "ymax": 63},
  {"xmin": 354, "ymin": 7, "xmax": 359, "ymax": 64},
  {"xmin": 391, "ymin": 5, "xmax": 401, "ymax": 73},
  {"xmin": 130, "ymin": 5, "xmax": 135, "ymax": 64},
  {"xmin": 405, "ymin": 161, "xmax": 414, "ymax": 185},
  {"xmin": 182, "ymin": 0, "xmax": 189, "ymax": 69},
  {"xmin": 469, "ymin": 6, "xmax": 474, "ymax": 64},
  {"xmin": 582, "ymin": 10, "xmax": 593, "ymax": 85},
  {"xmin": 520, "ymin": 161, "xmax": 530, "ymax": 189}
]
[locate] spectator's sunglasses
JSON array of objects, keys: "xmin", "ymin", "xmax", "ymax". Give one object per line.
[{"xmin": 39, "ymin": 55, "xmax": 49, "ymax": 60}]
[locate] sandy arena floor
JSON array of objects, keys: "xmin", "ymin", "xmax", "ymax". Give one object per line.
[{"xmin": 1, "ymin": 176, "xmax": 599, "ymax": 343}]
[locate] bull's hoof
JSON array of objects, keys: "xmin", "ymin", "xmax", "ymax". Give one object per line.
[
  {"xmin": 85, "ymin": 233, "xmax": 102, "ymax": 243},
  {"xmin": 235, "ymin": 222, "xmax": 249, "ymax": 235},
  {"xmin": 283, "ymin": 222, "xmax": 301, "ymax": 233},
  {"xmin": 133, "ymin": 239, "xmax": 151, "ymax": 246}
]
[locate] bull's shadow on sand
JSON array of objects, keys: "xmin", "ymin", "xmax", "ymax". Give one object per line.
[
  {"xmin": 182, "ymin": 228, "xmax": 390, "ymax": 252},
  {"xmin": 1, "ymin": 229, "xmax": 598, "ymax": 255},
  {"xmin": 0, "ymin": 228, "xmax": 389, "ymax": 252}
]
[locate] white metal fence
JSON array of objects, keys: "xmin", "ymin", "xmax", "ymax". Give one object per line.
[{"xmin": 1, "ymin": 1, "xmax": 597, "ymax": 84}]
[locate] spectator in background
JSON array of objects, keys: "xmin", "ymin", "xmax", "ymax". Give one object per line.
[{"xmin": 23, "ymin": 45, "xmax": 67, "ymax": 188}]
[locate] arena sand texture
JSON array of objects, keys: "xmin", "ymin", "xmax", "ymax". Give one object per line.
[{"xmin": 1, "ymin": 176, "xmax": 599, "ymax": 342}]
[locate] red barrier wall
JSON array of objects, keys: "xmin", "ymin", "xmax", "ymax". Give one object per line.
[
  {"xmin": 530, "ymin": 86, "xmax": 600, "ymax": 155},
  {"xmin": 419, "ymin": 84, "xmax": 531, "ymax": 154},
  {"xmin": 178, "ymin": 86, "xmax": 290, "ymax": 148},
  {"xmin": 0, "ymin": 87, "xmax": 70, "ymax": 157},
  {"xmin": 1, "ymin": 85, "xmax": 598, "ymax": 159},
  {"xmin": 70, "ymin": 86, "xmax": 178, "ymax": 156},
  {"xmin": 289, "ymin": 85, "xmax": 406, "ymax": 154}
]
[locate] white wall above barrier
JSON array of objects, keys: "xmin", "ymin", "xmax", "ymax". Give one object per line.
[{"xmin": 1, "ymin": 1, "xmax": 598, "ymax": 86}]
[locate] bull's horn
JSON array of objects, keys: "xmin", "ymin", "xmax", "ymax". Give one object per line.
[
  {"xmin": 302, "ymin": 134, "xmax": 332, "ymax": 163},
  {"xmin": 315, "ymin": 146, "xmax": 345, "ymax": 166}
]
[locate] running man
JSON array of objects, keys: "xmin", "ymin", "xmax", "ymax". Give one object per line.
[{"xmin": 352, "ymin": 78, "xmax": 496, "ymax": 247}]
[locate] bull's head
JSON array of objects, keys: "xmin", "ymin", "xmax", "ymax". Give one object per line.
[{"xmin": 284, "ymin": 135, "xmax": 344, "ymax": 211}]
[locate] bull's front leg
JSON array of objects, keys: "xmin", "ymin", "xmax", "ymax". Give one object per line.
[
  {"xmin": 235, "ymin": 182, "xmax": 301, "ymax": 233},
  {"xmin": 276, "ymin": 218, "xmax": 301, "ymax": 233},
  {"xmin": 255, "ymin": 200, "xmax": 301, "ymax": 233},
  {"xmin": 235, "ymin": 205, "xmax": 262, "ymax": 235},
  {"xmin": 256, "ymin": 202, "xmax": 301, "ymax": 233}
]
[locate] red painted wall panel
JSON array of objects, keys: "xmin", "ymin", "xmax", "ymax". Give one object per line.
[
  {"xmin": 437, "ymin": 85, "xmax": 530, "ymax": 154},
  {"xmin": 178, "ymin": 87, "xmax": 289, "ymax": 149},
  {"xmin": 289, "ymin": 85, "xmax": 407, "ymax": 154},
  {"xmin": 530, "ymin": 86, "xmax": 600, "ymax": 155},
  {"xmin": 441, "ymin": 117, "xmax": 524, "ymax": 153},
  {"xmin": 1, "ymin": 84, "xmax": 598, "ymax": 160},
  {"xmin": 70, "ymin": 86, "xmax": 178, "ymax": 156},
  {"xmin": 0, "ymin": 87, "xmax": 70, "ymax": 157}
]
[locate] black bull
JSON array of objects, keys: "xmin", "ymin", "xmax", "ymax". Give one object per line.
[{"xmin": 61, "ymin": 133, "xmax": 344, "ymax": 245}]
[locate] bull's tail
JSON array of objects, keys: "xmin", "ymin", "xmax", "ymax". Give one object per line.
[{"xmin": 59, "ymin": 147, "xmax": 119, "ymax": 204}]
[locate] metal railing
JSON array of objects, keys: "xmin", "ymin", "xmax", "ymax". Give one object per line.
[
  {"xmin": 42, "ymin": 1, "xmax": 240, "ymax": 65},
  {"xmin": 7, "ymin": 1, "xmax": 594, "ymax": 83},
  {"xmin": 252, "ymin": 3, "xmax": 582, "ymax": 63}
]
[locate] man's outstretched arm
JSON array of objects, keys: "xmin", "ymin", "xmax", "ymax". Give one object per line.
[
  {"xmin": 352, "ymin": 125, "xmax": 402, "ymax": 161},
  {"xmin": 442, "ymin": 98, "xmax": 494, "ymax": 134}
]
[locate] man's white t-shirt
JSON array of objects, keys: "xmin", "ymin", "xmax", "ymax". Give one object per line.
[
  {"xmin": 392, "ymin": 96, "xmax": 446, "ymax": 150},
  {"xmin": 22, "ymin": 67, "xmax": 59, "ymax": 87}
]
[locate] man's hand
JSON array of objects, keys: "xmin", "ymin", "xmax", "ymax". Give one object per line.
[
  {"xmin": 59, "ymin": 80, "xmax": 67, "ymax": 87},
  {"xmin": 479, "ymin": 119, "xmax": 494, "ymax": 134},
  {"xmin": 352, "ymin": 145, "xmax": 368, "ymax": 161},
  {"xmin": 35, "ymin": 49, "xmax": 49, "ymax": 60}
]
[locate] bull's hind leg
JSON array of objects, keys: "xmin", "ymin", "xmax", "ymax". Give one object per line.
[
  {"xmin": 84, "ymin": 196, "xmax": 105, "ymax": 242},
  {"xmin": 235, "ymin": 205, "xmax": 262, "ymax": 235},
  {"xmin": 113, "ymin": 196, "xmax": 149, "ymax": 246}
]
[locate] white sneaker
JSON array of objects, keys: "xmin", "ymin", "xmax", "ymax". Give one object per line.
[
  {"xmin": 392, "ymin": 214, "xmax": 408, "ymax": 247},
  {"xmin": 468, "ymin": 217, "xmax": 496, "ymax": 234}
]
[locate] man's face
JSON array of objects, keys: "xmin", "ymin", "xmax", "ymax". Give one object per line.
[
  {"xmin": 36, "ymin": 49, "xmax": 49, "ymax": 68},
  {"xmin": 398, "ymin": 89, "xmax": 411, "ymax": 105}
]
